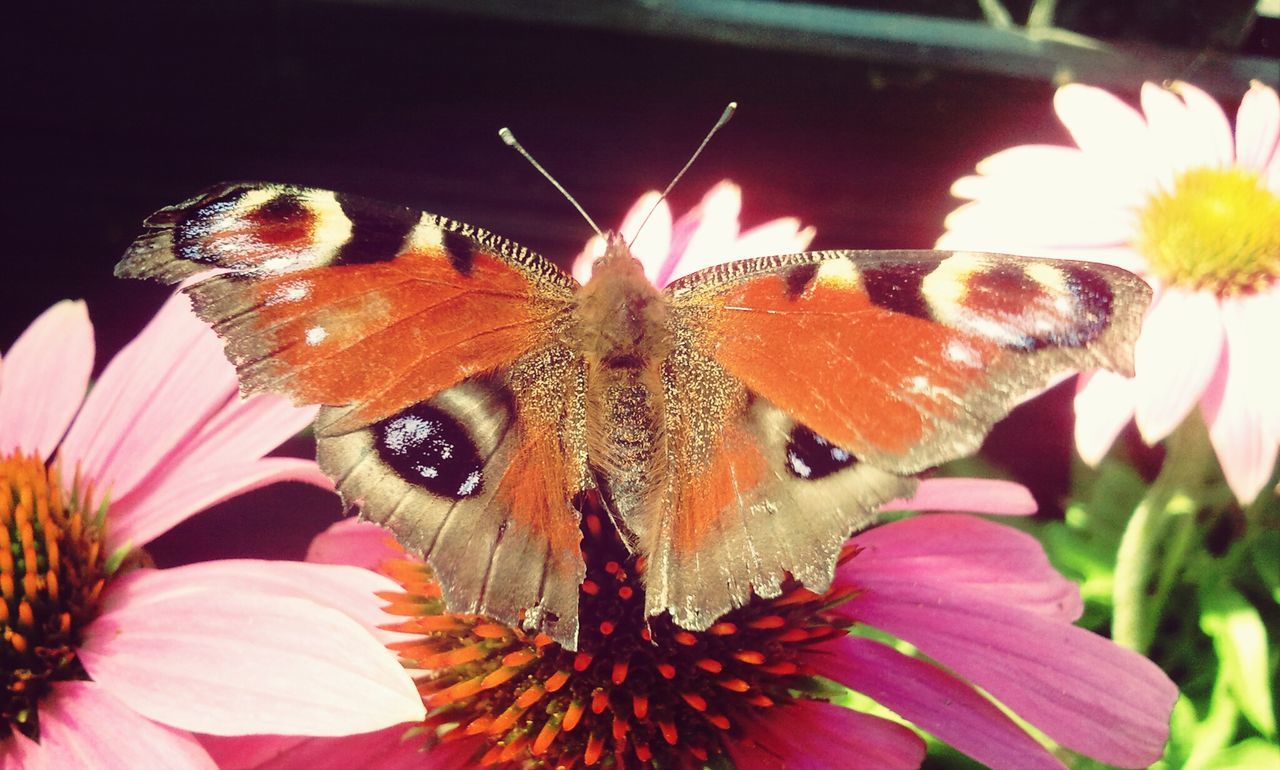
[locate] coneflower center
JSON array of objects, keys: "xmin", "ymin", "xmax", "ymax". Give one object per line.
[
  {"xmin": 383, "ymin": 498, "xmax": 856, "ymax": 769},
  {"xmin": 1, "ymin": 451, "xmax": 105, "ymax": 743},
  {"xmin": 1136, "ymin": 167, "xmax": 1280, "ymax": 295}
]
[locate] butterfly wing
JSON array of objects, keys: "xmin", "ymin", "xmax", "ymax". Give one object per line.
[
  {"xmin": 118, "ymin": 182, "xmax": 590, "ymax": 645},
  {"xmin": 643, "ymin": 249, "xmax": 1150, "ymax": 628}
]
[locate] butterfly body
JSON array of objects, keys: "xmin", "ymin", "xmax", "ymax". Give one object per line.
[{"xmin": 119, "ymin": 182, "xmax": 1151, "ymax": 648}]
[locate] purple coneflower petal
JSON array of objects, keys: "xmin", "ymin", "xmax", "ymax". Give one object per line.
[
  {"xmin": 58, "ymin": 292, "xmax": 238, "ymax": 503},
  {"xmin": 881, "ymin": 478, "xmax": 1036, "ymax": 516},
  {"xmin": 839, "ymin": 514, "xmax": 1081, "ymax": 621},
  {"xmin": 812, "ymin": 636, "xmax": 1066, "ymax": 770},
  {"xmin": 731, "ymin": 699, "xmax": 925, "ymax": 770},
  {"xmin": 305, "ymin": 516, "xmax": 401, "ymax": 571},
  {"xmin": 0, "ymin": 300, "xmax": 93, "ymax": 460},
  {"xmin": 77, "ymin": 566, "xmax": 426, "ymax": 737},
  {"xmin": 36, "ymin": 681, "xmax": 216, "ymax": 770},
  {"xmin": 845, "ymin": 587, "xmax": 1177, "ymax": 767}
]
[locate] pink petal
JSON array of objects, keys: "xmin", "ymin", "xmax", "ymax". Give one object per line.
[
  {"xmin": 1172, "ymin": 81, "xmax": 1235, "ymax": 168},
  {"xmin": 1074, "ymin": 369, "xmax": 1137, "ymax": 465},
  {"xmin": 838, "ymin": 514, "xmax": 1082, "ymax": 621},
  {"xmin": 1235, "ymin": 81, "xmax": 1280, "ymax": 171},
  {"xmin": 570, "ymin": 192, "xmax": 673, "ymax": 288},
  {"xmin": 571, "ymin": 234, "xmax": 605, "ymax": 284},
  {"xmin": 846, "ymin": 589, "xmax": 1177, "ymax": 767},
  {"xmin": 730, "ymin": 700, "xmax": 924, "ymax": 770},
  {"xmin": 881, "ymin": 478, "xmax": 1037, "ymax": 516},
  {"xmin": 58, "ymin": 292, "xmax": 239, "ymax": 503},
  {"xmin": 78, "ymin": 566, "xmax": 425, "ymax": 736},
  {"xmin": 1203, "ymin": 293, "xmax": 1280, "ymax": 503},
  {"xmin": 108, "ymin": 457, "xmax": 329, "ymax": 550},
  {"xmin": 0, "ymin": 727, "xmax": 41, "ymax": 770},
  {"xmin": 306, "ymin": 517, "xmax": 403, "ymax": 571},
  {"xmin": 1055, "ymin": 84, "xmax": 1150, "ymax": 162},
  {"xmin": 0, "ymin": 300, "xmax": 93, "ymax": 461},
  {"xmin": 33, "ymin": 680, "xmax": 215, "ymax": 770},
  {"xmin": 616, "ymin": 191, "xmax": 672, "ymax": 285},
  {"xmin": 733, "ymin": 217, "xmax": 815, "ymax": 258},
  {"xmin": 811, "ymin": 636, "xmax": 1066, "ymax": 770},
  {"xmin": 200, "ymin": 727, "xmax": 476, "ymax": 770},
  {"xmin": 660, "ymin": 180, "xmax": 742, "ymax": 285},
  {"xmin": 111, "ymin": 559, "xmax": 413, "ymax": 646},
  {"xmin": 1132, "ymin": 289, "xmax": 1223, "ymax": 443}
]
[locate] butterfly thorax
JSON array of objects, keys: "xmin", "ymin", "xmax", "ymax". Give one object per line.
[{"xmin": 572, "ymin": 234, "xmax": 671, "ymax": 543}]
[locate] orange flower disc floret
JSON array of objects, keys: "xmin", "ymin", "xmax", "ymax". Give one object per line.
[
  {"xmin": 1, "ymin": 451, "xmax": 106, "ymax": 742},
  {"xmin": 381, "ymin": 493, "xmax": 859, "ymax": 769}
]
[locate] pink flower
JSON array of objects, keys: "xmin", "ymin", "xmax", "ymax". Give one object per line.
[
  {"xmin": 1, "ymin": 295, "xmax": 426, "ymax": 769},
  {"xmin": 940, "ymin": 81, "xmax": 1280, "ymax": 503},
  {"xmin": 571, "ymin": 180, "xmax": 816, "ymax": 286},
  {"xmin": 205, "ymin": 480, "xmax": 1174, "ymax": 770}
]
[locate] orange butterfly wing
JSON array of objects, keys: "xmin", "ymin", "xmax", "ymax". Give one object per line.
[
  {"xmin": 640, "ymin": 250, "xmax": 1150, "ymax": 628},
  {"xmin": 119, "ymin": 183, "xmax": 590, "ymax": 645}
]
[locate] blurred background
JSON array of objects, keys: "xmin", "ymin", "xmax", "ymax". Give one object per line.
[{"xmin": 3, "ymin": 0, "xmax": 1277, "ymax": 567}]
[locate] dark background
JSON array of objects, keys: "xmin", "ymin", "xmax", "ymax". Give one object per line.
[{"xmin": 4, "ymin": 1, "xmax": 1276, "ymax": 565}]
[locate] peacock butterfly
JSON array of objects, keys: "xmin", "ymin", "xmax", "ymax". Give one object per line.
[{"xmin": 117, "ymin": 181, "xmax": 1150, "ymax": 648}]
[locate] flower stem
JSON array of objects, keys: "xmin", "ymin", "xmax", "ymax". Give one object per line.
[{"xmin": 1112, "ymin": 417, "xmax": 1215, "ymax": 652}]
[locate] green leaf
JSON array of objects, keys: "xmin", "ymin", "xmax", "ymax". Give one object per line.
[
  {"xmin": 1163, "ymin": 695, "xmax": 1201, "ymax": 768},
  {"xmin": 1197, "ymin": 738, "xmax": 1280, "ymax": 770},
  {"xmin": 1250, "ymin": 530, "xmax": 1280, "ymax": 605},
  {"xmin": 1185, "ymin": 676, "xmax": 1241, "ymax": 770},
  {"xmin": 1198, "ymin": 585, "xmax": 1276, "ymax": 738}
]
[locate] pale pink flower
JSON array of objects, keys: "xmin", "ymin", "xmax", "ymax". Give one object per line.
[
  {"xmin": 940, "ymin": 81, "xmax": 1280, "ymax": 503},
  {"xmin": 571, "ymin": 180, "xmax": 816, "ymax": 286},
  {"xmin": 204, "ymin": 479, "xmax": 1174, "ymax": 770},
  {"xmin": 0, "ymin": 295, "xmax": 425, "ymax": 769}
]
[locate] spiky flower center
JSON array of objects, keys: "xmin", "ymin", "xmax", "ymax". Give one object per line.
[
  {"xmin": 1136, "ymin": 167, "xmax": 1280, "ymax": 295},
  {"xmin": 382, "ymin": 503, "xmax": 855, "ymax": 769},
  {"xmin": 2, "ymin": 451, "xmax": 105, "ymax": 742}
]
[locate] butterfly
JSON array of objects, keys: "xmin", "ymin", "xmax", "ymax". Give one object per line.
[{"xmin": 118, "ymin": 182, "xmax": 1151, "ymax": 649}]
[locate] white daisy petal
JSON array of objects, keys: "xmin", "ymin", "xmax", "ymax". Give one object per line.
[
  {"xmin": 1055, "ymin": 84, "xmax": 1149, "ymax": 162},
  {"xmin": 1074, "ymin": 370, "xmax": 1137, "ymax": 465},
  {"xmin": 1173, "ymin": 81, "xmax": 1235, "ymax": 168},
  {"xmin": 1141, "ymin": 82, "xmax": 1200, "ymax": 188},
  {"xmin": 1133, "ymin": 289, "xmax": 1224, "ymax": 444},
  {"xmin": 1235, "ymin": 81, "xmax": 1280, "ymax": 172},
  {"xmin": 1204, "ymin": 292, "xmax": 1280, "ymax": 503}
]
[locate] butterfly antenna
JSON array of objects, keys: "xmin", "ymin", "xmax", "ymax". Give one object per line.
[
  {"xmin": 629, "ymin": 101, "xmax": 737, "ymax": 248},
  {"xmin": 500, "ymin": 127, "xmax": 604, "ymax": 239}
]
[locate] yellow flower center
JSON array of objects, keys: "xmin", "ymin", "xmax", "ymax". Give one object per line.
[
  {"xmin": 2, "ymin": 451, "xmax": 107, "ymax": 743},
  {"xmin": 1136, "ymin": 167, "xmax": 1280, "ymax": 295}
]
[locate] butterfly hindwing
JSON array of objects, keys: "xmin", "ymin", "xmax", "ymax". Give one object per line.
[
  {"xmin": 317, "ymin": 357, "xmax": 589, "ymax": 643},
  {"xmin": 640, "ymin": 249, "xmax": 1150, "ymax": 627}
]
